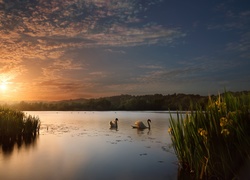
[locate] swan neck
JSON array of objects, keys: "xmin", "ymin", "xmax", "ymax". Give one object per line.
[{"xmin": 148, "ymin": 121, "xmax": 151, "ymax": 129}]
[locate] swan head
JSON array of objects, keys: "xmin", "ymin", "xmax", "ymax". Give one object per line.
[
  {"xmin": 115, "ymin": 118, "xmax": 118, "ymax": 121},
  {"xmin": 147, "ymin": 119, "xmax": 151, "ymax": 123}
]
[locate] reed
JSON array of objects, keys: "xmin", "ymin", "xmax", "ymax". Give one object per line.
[
  {"xmin": 169, "ymin": 91, "xmax": 250, "ymax": 179},
  {"xmin": 0, "ymin": 107, "xmax": 40, "ymax": 138}
]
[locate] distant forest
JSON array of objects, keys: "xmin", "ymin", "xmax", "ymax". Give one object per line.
[{"xmin": 3, "ymin": 91, "xmax": 250, "ymax": 111}]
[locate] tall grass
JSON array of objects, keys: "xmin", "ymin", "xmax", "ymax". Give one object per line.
[
  {"xmin": 0, "ymin": 107, "xmax": 40, "ymax": 137},
  {"xmin": 169, "ymin": 92, "xmax": 250, "ymax": 179}
]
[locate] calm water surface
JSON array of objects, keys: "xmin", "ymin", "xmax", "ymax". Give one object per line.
[{"xmin": 0, "ymin": 111, "xmax": 179, "ymax": 180}]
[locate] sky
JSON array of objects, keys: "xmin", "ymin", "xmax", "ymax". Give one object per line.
[{"xmin": 0, "ymin": 0, "xmax": 249, "ymax": 101}]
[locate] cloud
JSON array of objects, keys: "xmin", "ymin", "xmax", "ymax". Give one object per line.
[
  {"xmin": 53, "ymin": 59, "xmax": 84, "ymax": 70},
  {"xmin": 89, "ymin": 71, "xmax": 107, "ymax": 77},
  {"xmin": 87, "ymin": 24, "xmax": 185, "ymax": 47},
  {"xmin": 0, "ymin": 0, "xmax": 185, "ymax": 74},
  {"xmin": 0, "ymin": 63, "xmax": 27, "ymax": 81},
  {"xmin": 208, "ymin": 2, "xmax": 250, "ymax": 31},
  {"xmin": 139, "ymin": 65, "xmax": 164, "ymax": 69},
  {"xmin": 42, "ymin": 59, "xmax": 84, "ymax": 80},
  {"xmin": 37, "ymin": 79, "xmax": 84, "ymax": 92},
  {"xmin": 0, "ymin": 0, "xmax": 185, "ymax": 49},
  {"xmin": 27, "ymin": 78, "xmax": 92, "ymax": 100},
  {"xmin": 136, "ymin": 67, "xmax": 202, "ymax": 83},
  {"xmin": 104, "ymin": 49, "xmax": 126, "ymax": 54},
  {"xmin": 226, "ymin": 32, "xmax": 250, "ymax": 59},
  {"xmin": 0, "ymin": 0, "xmax": 188, "ymax": 100}
]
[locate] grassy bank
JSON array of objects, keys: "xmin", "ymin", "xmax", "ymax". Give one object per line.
[{"xmin": 169, "ymin": 92, "xmax": 250, "ymax": 179}]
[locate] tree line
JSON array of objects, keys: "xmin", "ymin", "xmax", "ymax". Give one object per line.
[{"xmin": 3, "ymin": 91, "xmax": 249, "ymax": 111}]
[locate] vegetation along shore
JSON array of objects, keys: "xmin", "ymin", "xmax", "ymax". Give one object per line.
[
  {"xmin": 1, "ymin": 91, "xmax": 249, "ymax": 111},
  {"xmin": 169, "ymin": 91, "xmax": 250, "ymax": 179}
]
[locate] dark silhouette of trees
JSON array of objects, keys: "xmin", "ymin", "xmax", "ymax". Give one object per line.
[{"xmin": 4, "ymin": 91, "xmax": 249, "ymax": 111}]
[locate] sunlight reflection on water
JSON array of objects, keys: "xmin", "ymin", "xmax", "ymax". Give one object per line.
[{"xmin": 0, "ymin": 111, "xmax": 178, "ymax": 180}]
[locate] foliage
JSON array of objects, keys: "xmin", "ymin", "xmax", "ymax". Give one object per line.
[
  {"xmin": 5, "ymin": 93, "xmax": 211, "ymax": 111},
  {"xmin": 0, "ymin": 107, "xmax": 40, "ymax": 137},
  {"xmin": 0, "ymin": 108, "xmax": 40, "ymax": 155},
  {"xmin": 169, "ymin": 91, "xmax": 250, "ymax": 179}
]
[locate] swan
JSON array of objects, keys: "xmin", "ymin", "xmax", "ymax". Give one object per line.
[
  {"xmin": 110, "ymin": 118, "xmax": 118, "ymax": 129},
  {"xmin": 132, "ymin": 119, "xmax": 151, "ymax": 130}
]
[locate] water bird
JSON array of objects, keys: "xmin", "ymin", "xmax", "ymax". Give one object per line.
[
  {"xmin": 110, "ymin": 118, "xmax": 118, "ymax": 129},
  {"xmin": 132, "ymin": 119, "xmax": 151, "ymax": 129}
]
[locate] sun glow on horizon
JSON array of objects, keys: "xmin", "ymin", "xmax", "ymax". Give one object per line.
[{"xmin": 0, "ymin": 81, "xmax": 8, "ymax": 91}]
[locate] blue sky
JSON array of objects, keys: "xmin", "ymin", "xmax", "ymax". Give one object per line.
[{"xmin": 0, "ymin": 0, "xmax": 249, "ymax": 101}]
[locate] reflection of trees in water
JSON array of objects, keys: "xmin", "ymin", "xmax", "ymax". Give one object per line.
[{"xmin": 0, "ymin": 134, "xmax": 38, "ymax": 156}]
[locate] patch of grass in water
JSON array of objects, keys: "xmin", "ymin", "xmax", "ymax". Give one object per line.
[{"xmin": 0, "ymin": 107, "xmax": 40, "ymax": 152}]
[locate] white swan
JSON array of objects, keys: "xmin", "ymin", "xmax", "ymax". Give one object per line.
[
  {"xmin": 132, "ymin": 119, "xmax": 151, "ymax": 129},
  {"xmin": 110, "ymin": 118, "xmax": 118, "ymax": 129}
]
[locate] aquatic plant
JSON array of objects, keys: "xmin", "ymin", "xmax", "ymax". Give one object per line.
[
  {"xmin": 0, "ymin": 107, "xmax": 40, "ymax": 138},
  {"xmin": 169, "ymin": 91, "xmax": 250, "ymax": 179}
]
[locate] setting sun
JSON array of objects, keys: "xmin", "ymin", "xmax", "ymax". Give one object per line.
[{"xmin": 0, "ymin": 82, "xmax": 8, "ymax": 91}]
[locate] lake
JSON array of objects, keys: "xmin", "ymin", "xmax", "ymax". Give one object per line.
[{"xmin": 0, "ymin": 111, "xmax": 179, "ymax": 180}]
